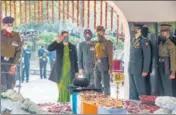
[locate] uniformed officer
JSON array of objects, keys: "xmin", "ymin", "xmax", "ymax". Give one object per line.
[
  {"xmin": 94, "ymin": 26, "xmax": 113, "ymax": 95},
  {"xmin": 38, "ymin": 46, "xmax": 48, "ymax": 79},
  {"xmin": 78, "ymin": 29, "xmax": 95, "ymax": 88},
  {"xmin": 128, "ymin": 24, "xmax": 151, "ymax": 100},
  {"xmin": 22, "ymin": 43, "xmax": 31, "ymax": 83},
  {"xmin": 160, "ymin": 24, "xmax": 176, "ymax": 45},
  {"xmin": 158, "ymin": 24, "xmax": 176, "ymax": 96},
  {"xmin": 1, "ymin": 16, "xmax": 23, "ymax": 92}
]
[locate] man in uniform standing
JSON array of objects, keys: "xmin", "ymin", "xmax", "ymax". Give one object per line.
[
  {"xmin": 22, "ymin": 43, "xmax": 31, "ymax": 83},
  {"xmin": 158, "ymin": 24, "xmax": 176, "ymax": 96},
  {"xmin": 38, "ymin": 46, "xmax": 48, "ymax": 79},
  {"xmin": 1, "ymin": 16, "xmax": 23, "ymax": 92},
  {"xmin": 78, "ymin": 29, "xmax": 95, "ymax": 88},
  {"xmin": 94, "ymin": 26, "xmax": 113, "ymax": 95},
  {"xmin": 128, "ymin": 24, "xmax": 151, "ymax": 100}
]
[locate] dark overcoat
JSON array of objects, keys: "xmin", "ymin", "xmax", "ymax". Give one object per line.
[{"xmin": 47, "ymin": 41, "xmax": 78, "ymax": 83}]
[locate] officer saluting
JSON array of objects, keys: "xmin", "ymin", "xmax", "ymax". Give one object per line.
[
  {"xmin": 1, "ymin": 16, "xmax": 23, "ymax": 92},
  {"xmin": 128, "ymin": 24, "xmax": 151, "ymax": 100},
  {"xmin": 158, "ymin": 24, "xmax": 176, "ymax": 96},
  {"xmin": 94, "ymin": 26, "xmax": 113, "ymax": 95}
]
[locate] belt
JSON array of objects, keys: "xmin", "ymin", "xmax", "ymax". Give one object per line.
[
  {"xmin": 159, "ymin": 57, "xmax": 166, "ymax": 62},
  {"xmin": 1, "ymin": 57, "xmax": 12, "ymax": 61}
]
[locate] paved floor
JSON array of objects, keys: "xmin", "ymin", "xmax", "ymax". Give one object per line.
[{"xmin": 14, "ymin": 75, "xmax": 124, "ymax": 104}]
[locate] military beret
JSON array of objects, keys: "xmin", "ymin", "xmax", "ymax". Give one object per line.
[
  {"xmin": 133, "ymin": 24, "xmax": 143, "ymax": 29},
  {"xmin": 96, "ymin": 25, "xmax": 105, "ymax": 32},
  {"xmin": 84, "ymin": 29, "xmax": 93, "ymax": 37},
  {"xmin": 2, "ymin": 16, "xmax": 14, "ymax": 24}
]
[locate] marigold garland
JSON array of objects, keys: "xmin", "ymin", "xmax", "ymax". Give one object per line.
[
  {"xmin": 72, "ymin": 0, "xmax": 74, "ymax": 23},
  {"xmin": 94, "ymin": 0, "xmax": 96, "ymax": 29},
  {"xmin": 87, "ymin": 0, "xmax": 90, "ymax": 28},
  {"xmin": 100, "ymin": 1, "xmax": 103, "ymax": 25},
  {"xmin": 10, "ymin": 0, "xmax": 12, "ymax": 16},
  {"xmin": 67, "ymin": 1, "xmax": 69, "ymax": 19},
  {"xmin": 77, "ymin": 0, "xmax": 79, "ymax": 26},
  {"xmin": 58, "ymin": 1, "xmax": 60, "ymax": 20},
  {"xmin": 111, "ymin": 7, "xmax": 114, "ymax": 31},
  {"xmin": 63, "ymin": 1, "xmax": 65, "ymax": 23},
  {"xmin": 34, "ymin": 1, "xmax": 36, "ymax": 24},
  {"xmin": 5, "ymin": 1, "xmax": 7, "ymax": 17},
  {"xmin": 82, "ymin": 1, "xmax": 84, "ymax": 27},
  {"xmin": 46, "ymin": 0, "xmax": 49, "ymax": 23},
  {"xmin": 105, "ymin": 2, "xmax": 108, "ymax": 29},
  {"xmin": 52, "ymin": 0, "xmax": 54, "ymax": 23},
  {"xmin": 14, "ymin": 0, "xmax": 16, "ymax": 24},
  {"xmin": 19, "ymin": 0, "xmax": 22, "ymax": 24}
]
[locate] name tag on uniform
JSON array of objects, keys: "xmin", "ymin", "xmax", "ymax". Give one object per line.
[
  {"xmin": 4, "ymin": 57, "xmax": 9, "ymax": 61},
  {"xmin": 12, "ymin": 41, "xmax": 18, "ymax": 47},
  {"xmin": 97, "ymin": 59, "xmax": 101, "ymax": 63},
  {"xmin": 90, "ymin": 47, "xmax": 95, "ymax": 51}
]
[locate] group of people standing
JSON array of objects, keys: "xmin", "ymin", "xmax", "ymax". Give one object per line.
[
  {"xmin": 47, "ymin": 26, "xmax": 113, "ymax": 102},
  {"xmin": 129, "ymin": 23, "xmax": 176, "ymax": 100},
  {"xmin": 21, "ymin": 44, "xmax": 56, "ymax": 82}
]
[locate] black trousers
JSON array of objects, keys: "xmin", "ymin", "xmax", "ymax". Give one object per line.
[
  {"xmin": 1, "ymin": 58, "xmax": 16, "ymax": 92},
  {"xmin": 22, "ymin": 64, "xmax": 30, "ymax": 82},
  {"xmin": 39, "ymin": 60, "xmax": 47, "ymax": 79},
  {"xmin": 158, "ymin": 61, "xmax": 173, "ymax": 96}
]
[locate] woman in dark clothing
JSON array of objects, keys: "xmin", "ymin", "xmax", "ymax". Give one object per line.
[{"xmin": 47, "ymin": 31, "xmax": 78, "ymax": 102}]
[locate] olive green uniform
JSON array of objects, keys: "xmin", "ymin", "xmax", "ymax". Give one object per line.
[{"xmin": 1, "ymin": 29, "xmax": 23, "ymax": 92}]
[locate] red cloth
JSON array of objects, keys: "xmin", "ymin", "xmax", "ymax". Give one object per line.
[{"xmin": 113, "ymin": 60, "xmax": 121, "ymax": 72}]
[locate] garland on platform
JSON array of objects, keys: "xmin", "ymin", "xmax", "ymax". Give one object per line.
[
  {"xmin": 105, "ymin": 2, "xmax": 108, "ymax": 29},
  {"xmin": 46, "ymin": 0, "xmax": 49, "ymax": 23},
  {"xmin": 111, "ymin": 7, "xmax": 114, "ymax": 31},
  {"xmin": 52, "ymin": 0, "xmax": 54, "ymax": 23},
  {"xmin": 116, "ymin": 15, "xmax": 119, "ymax": 44},
  {"xmin": 72, "ymin": 0, "xmax": 74, "ymax": 23},
  {"xmin": 34, "ymin": 1, "xmax": 36, "ymax": 24},
  {"xmin": 10, "ymin": 0, "xmax": 12, "ymax": 16},
  {"xmin": 14, "ymin": 0, "xmax": 16, "ymax": 24},
  {"xmin": 77, "ymin": 0, "xmax": 79, "ymax": 26},
  {"xmin": 87, "ymin": 0, "xmax": 90, "ymax": 28},
  {"xmin": 94, "ymin": 0, "xmax": 96, "ymax": 29},
  {"xmin": 63, "ymin": 1, "xmax": 65, "ymax": 23},
  {"xmin": 58, "ymin": 1, "xmax": 60, "ymax": 21},
  {"xmin": 67, "ymin": 1, "xmax": 69, "ymax": 19},
  {"xmin": 100, "ymin": 1, "xmax": 103, "ymax": 25}
]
